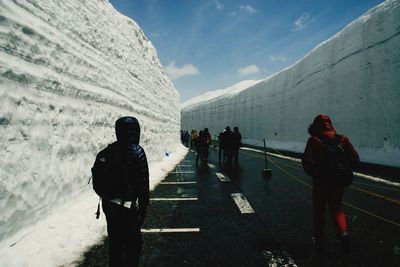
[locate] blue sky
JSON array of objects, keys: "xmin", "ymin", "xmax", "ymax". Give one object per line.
[{"xmin": 110, "ymin": 0, "xmax": 384, "ymax": 103}]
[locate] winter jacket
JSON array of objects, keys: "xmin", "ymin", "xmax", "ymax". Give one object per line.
[
  {"xmin": 93, "ymin": 117, "xmax": 149, "ymax": 211},
  {"xmin": 302, "ymin": 115, "xmax": 359, "ymax": 184}
]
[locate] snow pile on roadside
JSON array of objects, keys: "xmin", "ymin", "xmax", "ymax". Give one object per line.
[
  {"xmin": 0, "ymin": 145, "xmax": 188, "ymax": 267},
  {"xmin": 181, "ymin": 0, "xmax": 400, "ymax": 167},
  {"xmin": 0, "ymin": 0, "xmax": 181, "ymax": 258}
]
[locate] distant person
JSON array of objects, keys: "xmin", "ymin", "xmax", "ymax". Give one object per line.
[
  {"xmin": 196, "ymin": 130, "xmax": 206, "ymax": 165},
  {"xmin": 223, "ymin": 126, "xmax": 234, "ymax": 164},
  {"xmin": 180, "ymin": 130, "xmax": 185, "ymax": 144},
  {"xmin": 302, "ymin": 115, "xmax": 359, "ymax": 254},
  {"xmin": 232, "ymin": 127, "xmax": 242, "ymax": 164},
  {"xmin": 191, "ymin": 130, "xmax": 198, "ymax": 149},
  {"xmin": 184, "ymin": 131, "xmax": 190, "ymax": 147},
  {"xmin": 203, "ymin": 128, "xmax": 212, "ymax": 162},
  {"xmin": 92, "ymin": 116, "xmax": 149, "ymax": 267},
  {"xmin": 218, "ymin": 129, "xmax": 226, "ymax": 161}
]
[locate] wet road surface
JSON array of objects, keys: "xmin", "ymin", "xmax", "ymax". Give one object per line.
[{"xmin": 79, "ymin": 146, "xmax": 400, "ymax": 266}]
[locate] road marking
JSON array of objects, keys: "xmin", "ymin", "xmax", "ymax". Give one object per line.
[
  {"xmin": 241, "ymin": 147, "xmax": 400, "ymax": 187},
  {"xmin": 267, "ymin": 157, "xmax": 400, "ymax": 206},
  {"xmin": 262, "ymin": 250, "xmax": 297, "ymax": 267},
  {"xmin": 170, "ymin": 171, "xmax": 194, "ymax": 174},
  {"xmin": 350, "ymin": 186, "xmax": 400, "ymax": 205},
  {"xmin": 141, "ymin": 228, "xmax": 200, "ymax": 233},
  {"xmin": 231, "ymin": 193, "xmax": 255, "ymax": 214},
  {"xmin": 160, "ymin": 182, "xmax": 197, "ymax": 185},
  {"xmin": 207, "ymin": 163, "xmax": 216, "ymax": 168},
  {"xmin": 150, "ymin": 198, "xmax": 198, "ymax": 201},
  {"xmin": 268, "ymin": 158, "xmax": 400, "ymax": 228},
  {"xmin": 216, "ymin": 172, "xmax": 231, "ymax": 182}
]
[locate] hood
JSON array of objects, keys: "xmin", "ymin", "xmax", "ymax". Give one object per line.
[
  {"xmin": 115, "ymin": 116, "xmax": 140, "ymax": 144},
  {"xmin": 308, "ymin": 114, "xmax": 336, "ymax": 140}
]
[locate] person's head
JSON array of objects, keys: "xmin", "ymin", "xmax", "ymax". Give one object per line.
[
  {"xmin": 115, "ymin": 116, "xmax": 140, "ymax": 144},
  {"xmin": 234, "ymin": 127, "xmax": 239, "ymax": 133},
  {"xmin": 308, "ymin": 114, "xmax": 336, "ymax": 138},
  {"xmin": 225, "ymin": 126, "xmax": 231, "ymax": 132},
  {"xmin": 204, "ymin": 128, "xmax": 209, "ymax": 133}
]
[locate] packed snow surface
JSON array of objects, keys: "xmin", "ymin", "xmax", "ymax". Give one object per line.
[
  {"xmin": 182, "ymin": 0, "xmax": 400, "ymax": 167},
  {"xmin": 0, "ymin": 0, "xmax": 182, "ymax": 264}
]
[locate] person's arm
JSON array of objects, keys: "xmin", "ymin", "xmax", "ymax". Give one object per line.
[
  {"xmin": 137, "ymin": 147, "xmax": 149, "ymax": 226},
  {"xmin": 302, "ymin": 138, "xmax": 315, "ymax": 177},
  {"xmin": 341, "ymin": 136, "xmax": 360, "ymax": 169}
]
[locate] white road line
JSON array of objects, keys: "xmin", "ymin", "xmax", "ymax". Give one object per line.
[
  {"xmin": 160, "ymin": 182, "xmax": 197, "ymax": 185},
  {"xmin": 262, "ymin": 250, "xmax": 297, "ymax": 267},
  {"xmin": 150, "ymin": 198, "xmax": 198, "ymax": 201},
  {"xmin": 207, "ymin": 163, "xmax": 216, "ymax": 168},
  {"xmin": 240, "ymin": 147, "xmax": 400, "ymax": 187},
  {"xmin": 231, "ymin": 193, "xmax": 255, "ymax": 214},
  {"xmin": 141, "ymin": 228, "xmax": 200, "ymax": 233},
  {"xmin": 170, "ymin": 171, "xmax": 194, "ymax": 174},
  {"xmin": 216, "ymin": 172, "xmax": 231, "ymax": 182}
]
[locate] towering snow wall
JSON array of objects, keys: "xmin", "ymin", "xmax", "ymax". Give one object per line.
[
  {"xmin": 0, "ymin": 0, "xmax": 180, "ymax": 242},
  {"xmin": 182, "ymin": 0, "xmax": 400, "ymax": 167}
]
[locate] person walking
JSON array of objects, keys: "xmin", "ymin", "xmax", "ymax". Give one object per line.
[
  {"xmin": 203, "ymin": 128, "xmax": 212, "ymax": 162},
  {"xmin": 232, "ymin": 127, "xmax": 242, "ymax": 165},
  {"xmin": 92, "ymin": 116, "xmax": 149, "ymax": 266},
  {"xmin": 190, "ymin": 130, "xmax": 198, "ymax": 149},
  {"xmin": 302, "ymin": 115, "xmax": 359, "ymax": 254},
  {"xmin": 218, "ymin": 129, "xmax": 226, "ymax": 162},
  {"xmin": 224, "ymin": 127, "xmax": 234, "ymax": 164}
]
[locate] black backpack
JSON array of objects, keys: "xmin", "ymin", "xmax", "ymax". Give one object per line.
[
  {"xmin": 90, "ymin": 144, "xmax": 125, "ymax": 218},
  {"xmin": 322, "ymin": 135, "xmax": 354, "ymax": 186}
]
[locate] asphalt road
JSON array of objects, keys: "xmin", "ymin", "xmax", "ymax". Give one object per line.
[{"xmin": 79, "ymin": 146, "xmax": 400, "ymax": 266}]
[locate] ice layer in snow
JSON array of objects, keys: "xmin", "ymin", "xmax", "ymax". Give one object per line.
[
  {"xmin": 181, "ymin": 0, "xmax": 400, "ymax": 167},
  {"xmin": 0, "ymin": 0, "xmax": 181, "ymax": 252}
]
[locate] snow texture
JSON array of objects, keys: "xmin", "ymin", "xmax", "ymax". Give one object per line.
[
  {"xmin": 0, "ymin": 0, "xmax": 181, "ymax": 254},
  {"xmin": 181, "ymin": 0, "xmax": 400, "ymax": 167}
]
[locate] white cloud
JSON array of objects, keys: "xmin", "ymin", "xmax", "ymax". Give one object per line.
[
  {"xmin": 216, "ymin": 1, "xmax": 224, "ymax": 10},
  {"xmin": 293, "ymin": 12, "xmax": 313, "ymax": 31},
  {"xmin": 238, "ymin": 65, "xmax": 260, "ymax": 76},
  {"xmin": 270, "ymin": 55, "xmax": 288, "ymax": 62},
  {"xmin": 165, "ymin": 62, "xmax": 200, "ymax": 80},
  {"xmin": 239, "ymin": 5, "xmax": 257, "ymax": 14}
]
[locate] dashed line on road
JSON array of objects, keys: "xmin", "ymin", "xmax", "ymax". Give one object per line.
[
  {"xmin": 231, "ymin": 193, "xmax": 255, "ymax": 214},
  {"xmin": 268, "ymin": 157, "xmax": 400, "ymax": 228},
  {"xmin": 141, "ymin": 228, "xmax": 200, "ymax": 233},
  {"xmin": 160, "ymin": 182, "xmax": 197, "ymax": 185},
  {"xmin": 150, "ymin": 198, "xmax": 198, "ymax": 201},
  {"xmin": 262, "ymin": 250, "xmax": 297, "ymax": 267},
  {"xmin": 207, "ymin": 163, "xmax": 216, "ymax": 168},
  {"xmin": 216, "ymin": 172, "xmax": 231, "ymax": 182}
]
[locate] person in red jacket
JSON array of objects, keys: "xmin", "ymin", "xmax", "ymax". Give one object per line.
[{"xmin": 302, "ymin": 115, "xmax": 359, "ymax": 253}]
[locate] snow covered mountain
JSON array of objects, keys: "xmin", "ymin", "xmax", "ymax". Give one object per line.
[
  {"xmin": 0, "ymin": 0, "xmax": 180, "ymax": 244},
  {"xmin": 181, "ymin": 0, "xmax": 400, "ymax": 167}
]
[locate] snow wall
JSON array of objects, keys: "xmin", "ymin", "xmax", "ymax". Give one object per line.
[
  {"xmin": 181, "ymin": 0, "xmax": 400, "ymax": 168},
  {"xmin": 0, "ymin": 0, "xmax": 180, "ymax": 242}
]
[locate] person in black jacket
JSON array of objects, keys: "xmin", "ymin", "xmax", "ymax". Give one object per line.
[
  {"xmin": 232, "ymin": 127, "xmax": 242, "ymax": 164},
  {"xmin": 92, "ymin": 116, "xmax": 149, "ymax": 267}
]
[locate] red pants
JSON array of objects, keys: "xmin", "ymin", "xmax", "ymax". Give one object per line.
[{"xmin": 312, "ymin": 182, "xmax": 347, "ymax": 243}]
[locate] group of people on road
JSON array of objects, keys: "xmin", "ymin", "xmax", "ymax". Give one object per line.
[
  {"xmin": 91, "ymin": 114, "xmax": 359, "ymax": 266},
  {"xmin": 183, "ymin": 126, "xmax": 243, "ymax": 166},
  {"xmin": 218, "ymin": 126, "xmax": 242, "ymax": 165}
]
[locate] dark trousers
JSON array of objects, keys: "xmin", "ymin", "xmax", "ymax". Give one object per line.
[
  {"xmin": 232, "ymin": 148, "xmax": 239, "ymax": 163},
  {"xmin": 102, "ymin": 200, "xmax": 142, "ymax": 267},
  {"xmin": 312, "ymin": 182, "xmax": 347, "ymax": 243}
]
